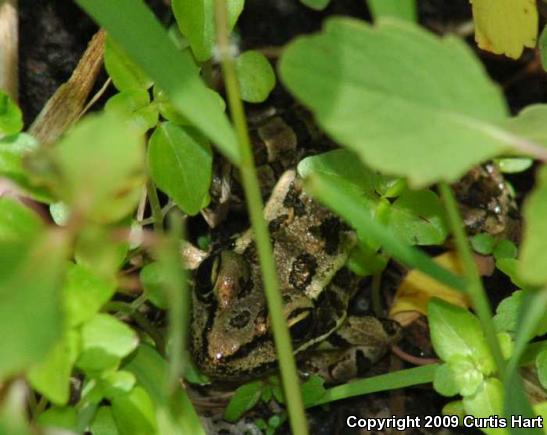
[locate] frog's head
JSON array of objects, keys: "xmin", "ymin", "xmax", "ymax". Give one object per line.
[{"xmin": 193, "ymin": 250, "xmax": 315, "ymax": 364}]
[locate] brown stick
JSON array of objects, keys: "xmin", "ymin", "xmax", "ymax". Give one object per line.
[
  {"xmin": 29, "ymin": 29, "xmax": 106, "ymax": 145},
  {"xmin": 0, "ymin": 0, "xmax": 18, "ymax": 101}
]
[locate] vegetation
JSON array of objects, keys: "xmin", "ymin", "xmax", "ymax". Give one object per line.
[{"xmin": 2, "ymin": 0, "xmax": 547, "ymax": 434}]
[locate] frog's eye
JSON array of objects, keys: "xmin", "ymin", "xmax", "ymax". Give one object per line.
[{"xmin": 195, "ymin": 255, "xmax": 219, "ymax": 302}]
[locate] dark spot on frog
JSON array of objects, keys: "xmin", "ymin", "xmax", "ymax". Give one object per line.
[
  {"xmin": 355, "ymin": 350, "xmax": 372, "ymax": 375},
  {"xmin": 237, "ymin": 275, "xmax": 253, "ymax": 298},
  {"xmin": 309, "ymin": 217, "xmax": 343, "ymax": 255},
  {"xmin": 289, "ymin": 253, "xmax": 317, "ymax": 291},
  {"xmin": 283, "ymin": 182, "xmax": 306, "ymax": 216},
  {"xmin": 381, "ymin": 318, "xmax": 402, "ymax": 338},
  {"xmin": 229, "ymin": 310, "xmax": 251, "ymax": 329}
]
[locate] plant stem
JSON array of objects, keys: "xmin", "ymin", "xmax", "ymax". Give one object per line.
[
  {"xmin": 214, "ymin": 2, "xmax": 308, "ymax": 434},
  {"xmin": 147, "ymin": 179, "xmax": 164, "ymax": 233},
  {"xmin": 438, "ymin": 182, "xmax": 505, "ymax": 374}
]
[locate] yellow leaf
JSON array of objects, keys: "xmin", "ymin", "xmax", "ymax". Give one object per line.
[
  {"xmin": 470, "ymin": 0, "xmax": 538, "ymax": 59},
  {"xmin": 390, "ymin": 252, "xmax": 471, "ymax": 324}
]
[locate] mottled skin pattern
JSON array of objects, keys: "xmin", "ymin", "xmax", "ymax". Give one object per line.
[{"xmin": 190, "ymin": 170, "xmax": 395, "ymax": 381}]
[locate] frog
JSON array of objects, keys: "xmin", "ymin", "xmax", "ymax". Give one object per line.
[{"xmin": 191, "ymin": 169, "xmax": 400, "ymax": 383}]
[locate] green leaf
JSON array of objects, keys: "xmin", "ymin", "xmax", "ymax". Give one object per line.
[
  {"xmin": 0, "ymin": 197, "xmax": 43, "ymax": 241},
  {"xmin": 28, "ymin": 330, "xmax": 80, "ymax": 406},
  {"xmin": 74, "ymin": 225, "xmax": 129, "ymax": 281},
  {"xmin": 172, "ymin": 0, "xmax": 244, "ymax": 62},
  {"xmin": 36, "ymin": 407, "xmax": 78, "ymax": 431},
  {"xmin": 140, "ymin": 262, "xmax": 168, "ymax": 309},
  {"xmin": 463, "ymin": 379, "xmax": 505, "ymax": 435},
  {"xmin": 300, "ymin": 375, "xmax": 327, "ymax": 407},
  {"xmin": 280, "ymin": 18, "xmax": 512, "ymax": 188},
  {"xmin": 367, "ymin": 0, "xmax": 417, "ymax": 22},
  {"xmin": 298, "ymin": 150, "xmax": 447, "ymax": 245},
  {"xmin": 495, "ymin": 157, "xmax": 533, "ymax": 173},
  {"xmin": 347, "ymin": 243, "xmax": 388, "ymax": 277},
  {"xmin": 111, "ymin": 386, "xmax": 157, "ymax": 435},
  {"xmin": 104, "ymin": 36, "xmax": 152, "ymax": 91},
  {"xmin": 91, "ymin": 406, "xmax": 119, "ymax": 435},
  {"xmin": 123, "ymin": 344, "xmax": 205, "ymax": 435},
  {"xmin": 0, "ymin": 133, "xmax": 51, "ymax": 201},
  {"xmin": 428, "ymin": 299, "xmax": 495, "ymax": 374},
  {"xmin": 63, "ymin": 263, "xmax": 117, "ymax": 327},
  {"xmin": 519, "ymin": 166, "xmax": 547, "ymax": 285},
  {"xmin": 99, "ymin": 371, "xmax": 137, "ymax": 399},
  {"xmin": 536, "ymin": 349, "xmax": 547, "ymax": 389},
  {"xmin": 51, "ymin": 112, "xmax": 145, "ymax": 224},
  {"xmin": 300, "ymin": 0, "xmax": 330, "ymax": 11},
  {"xmin": 387, "ymin": 189, "xmax": 447, "ymax": 245},
  {"xmin": 471, "ymin": 233, "xmax": 495, "ymax": 255},
  {"xmin": 0, "ymin": 231, "xmax": 67, "ymax": 380},
  {"xmin": 540, "ymin": 26, "xmax": 547, "ymax": 71},
  {"xmin": 76, "ymin": 314, "xmax": 139, "ymax": 373},
  {"xmin": 148, "ymin": 123, "xmax": 212, "ymax": 215},
  {"xmin": 76, "ymin": 0, "xmax": 240, "ymax": 163},
  {"xmin": 105, "ymin": 90, "xmax": 159, "ymax": 133},
  {"xmin": 446, "ymin": 355, "xmax": 484, "ymax": 397},
  {"xmin": 0, "ymin": 91, "xmax": 23, "ymax": 137},
  {"xmin": 235, "ymin": 50, "xmax": 276, "ymax": 103},
  {"xmin": 224, "ymin": 381, "xmax": 263, "ymax": 422},
  {"xmin": 433, "ymin": 363, "xmax": 459, "ymax": 397},
  {"xmin": 493, "ymin": 239, "xmax": 517, "ymax": 260},
  {"xmin": 496, "ymin": 258, "xmax": 528, "ymax": 288}
]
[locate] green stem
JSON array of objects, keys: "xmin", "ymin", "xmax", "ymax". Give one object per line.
[
  {"xmin": 438, "ymin": 182, "xmax": 505, "ymax": 374},
  {"xmin": 214, "ymin": 2, "xmax": 308, "ymax": 434},
  {"xmin": 147, "ymin": 179, "xmax": 164, "ymax": 233}
]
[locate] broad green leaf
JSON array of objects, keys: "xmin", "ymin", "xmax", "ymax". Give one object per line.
[
  {"xmin": 471, "ymin": 0, "xmax": 538, "ymax": 59},
  {"xmin": 536, "ymin": 349, "xmax": 547, "ymax": 389},
  {"xmin": 235, "ymin": 51, "xmax": 276, "ymax": 103},
  {"xmin": 503, "ymin": 105, "xmax": 547, "ymax": 151},
  {"xmin": 0, "ymin": 231, "xmax": 67, "ymax": 380},
  {"xmin": 446, "ymin": 355, "xmax": 483, "ymax": 397},
  {"xmin": 495, "ymin": 157, "xmax": 533, "ymax": 173},
  {"xmin": 111, "ymin": 386, "xmax": 157, "ymax": 435},
  {"xmin": 493, "ymin": 239, "xmax": 517, "ymax": 260},
  {"xmin": 540, "ymin": 26, "xmax": 547, "ymax": 71},
  {"xmin": 36, "ymin": 407, "xmax": 78, "ymax": 431},
  {"xmin": 63, "ymin": 263, "xmax": 117, "ymax": 327},
  {"xmin": 428, "ymin": 299, "xmax": 495, "ymax": 374},
  {"xmin": 463, "ymin": 379, "xmax": 506, "ymax": 435},
  {"xmin": 76, "ymin": 0, "xmax": 240, "ymax": 163},
  {"xmin": 76, "ymin": 314, "xmax": 139, "ymax": 373},
  {"xmin": 172, "ymin": 0, "xmax": 244, "ymax": 62},
  {"xmin": 387, "ymin": 189, "xmax": 447, "ymax": 245},
  {"xmin": 0, "ymin": 197, "xmax": 43, "ymax": 241},
  {"xmin": 0, "ymin": 133, "xmax": 51, "ymax": 201},
  {"xmin": 148, "ymin": 123, "xmax": 212, "ymax": 215},
  {"xmin": 140, "ymin": 262, "xmax": 168, "ymax": 309},
  {"xmin": 347, "ymin": 243, "xmax": 388, "ymax": 277},
  {"xmin": 51, "ymin": 112, "xmax": 145, "ymax": 224},
  {"xmin": 0, "ymin": 91, "xmax": 23, "ymax": 137},
  {"xmin": 74, "ymin": 225, "xmax": 129, "ymax": 281},
  {"xmin": 300, "ymin": 375, "xmax": 327, "ymax": 407},
  {"xmin": 302, "ymin": 171, "xmax": 465, "ymax": 291},
  {"xmin": 224, "ymin": 381, "xmax": 263, "ymax": 422},
  {"xmin": 153, "ymin": 86, "xmax": 226, "ymax": 126},
  {"xmin": 90, "ymin": 406, "xmax": 119, "ymax": 435},
  {"xmin": 433, "ymin": 363, "xmax": 459, "ymax": 397},
  {"xmin": 105, "ymin": 90, "xmax": 159, "ymax": 133},
  {"xmin": 280, "ymin": 18, "xmax": 512, "ymax": 187},
  {"xmin": 367, "ymin": 0, "xmax": 417, "ymax": 22},
  {"xmin": 471, "ymin": 233, "xmax": 495, "ymax": 255},
  {"xmin": 299, "ymin": 150, "xmax": 447, "ymax": 245},
  {"xmin": 28, "ymin": 330, "xmax": 80, "ymax": 406},
  {"xmin": 99, "ymin": 371, "xmax": 137, "ymax": 399},
  {"xmin": 496, "ymin": 258, "xmax": 528, "ymax": 288},
  {"xmin": 519, "ymin": 166, "xmax": 547, "ymax": 285},
  {"xmin": 104, "ymin": 36, "xmax": 152, "ymax": 91},
  {"xmin": 300, "ymin": 0, "xmax": 330, "ymax": 10}
]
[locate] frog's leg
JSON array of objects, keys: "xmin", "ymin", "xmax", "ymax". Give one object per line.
[{"xmin": 302, "ymin": 316, "xmax": 401, "ymax": 384}]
